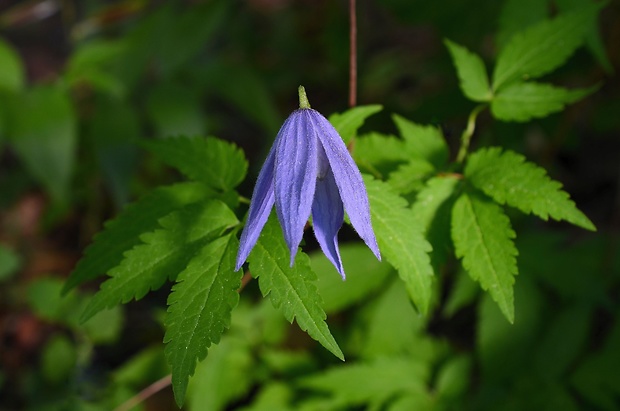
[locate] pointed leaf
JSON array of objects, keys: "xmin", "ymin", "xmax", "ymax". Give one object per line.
[
  {"xmin": 144, "ymin": 136, "xmax": 248, "ymax": 191},
  {"xmin": 392, "ymin": 114, "xmax": 449, "ymax": 168},
  {"xmin": 466, "ymin": 147, "xmax": 595, "ymax": 230},
  {"xmin": 492, "ymin": 2, "xmax": 602, "ymax": 90},
  {"xmin": 81, "ymin": 200, "xmax": 238, "ymax": 321},
  {"xmin": 387, "ymin": 159, "xmax": 435, "ymax": 195},
  {"xmin": 491, "ymin": 82, "xmax": 596, "ymax": 122},
  {"xmin": 65, "ymin": 182, "xmax": 215, "ymax": 292},
  {"xmin": 364, "ymin": 176, "xmax": 434, "ymax": 314},
  {"xmin": 411, "ymin": 175, "xmax": 461, "ymax": 267},
  {"xmin": 444, "ymin": 39, "xmax": 492, "ymax": 102},
  {"xmin": 164, "ymin": 233, "xmax": 242, "ymax": 407},
  {"xmin": 451, "ymin": 190, "xmax": 518, "ymax": 322},
  {"xmin": 328, "ymin": 105, "xmax": 383, "ymax": 144},
  {"xmin": 249, "ymin": 216, "xmax": 343, "ymax": 360}
]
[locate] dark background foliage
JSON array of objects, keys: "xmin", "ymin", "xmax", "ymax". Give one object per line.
[{"xmin": 0, "ymin": 0, "xmax": 619, "ymax": 409}]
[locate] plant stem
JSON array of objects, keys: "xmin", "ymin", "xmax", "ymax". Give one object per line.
[
  {"xmin": 456, "ymin": 104, "xmax": 486, "ymax": 164},
  {"xmin": 349, "ymin": 0, "xmax": 357, "ymax": 107}
]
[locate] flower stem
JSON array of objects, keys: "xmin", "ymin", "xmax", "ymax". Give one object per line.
[
  {"xmin": 349, "ymin": 0, "xmax": 357, "ymax": 107},
  {"xmin": 298, "ymin": 85, "xmax": 311, "ymax": 109},
  {"xmin": 456, "ymin": 104, "xmax": 486, "ymax": 164}
]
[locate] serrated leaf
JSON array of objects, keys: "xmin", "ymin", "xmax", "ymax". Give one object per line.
[
  {"xmin": 353, "ymin": 132, "xmax": 408, "ymax": 177},
  {"xmin": 144, "ymin": 136, "xmax": 247, "ymax": 191},
  {"xmin": 6, "ymin": 85, "xmax": 76, "ymax": 203},
  {"xmin": 411, "ymin": 175, "xmax": 461, "ymax": 267},
  {"xmin": 299, "ymin": 358, "xmax": 428, "ymax": 407},
  {"xmin": 444, "ymin": 39, "xmax": 492, "ymax": 102},
  {"xmin": 249, "ymin": 216, "xmax": 343, "ymax": 360},
  {"xmin": 310, "ymin": 243, "xmax": 392, "ymax": 314},
  {"xmin": 364, "ymin": 176, "xmax": 434, "ymax": 314},
  {"xmin": 492, "ymin": 2, "xmax": 602, "ymax": 90},
  {"xmin": 465, "ymin": 147, "xmax": 595, "ymax": 230},
  {"xmin": 328, "ymin": 105, "xmax": 383, "ymax": 144},
  {"xmin": 81, "ymin": 200, "xmax": 238, "ymax": 322},
  {"xmin": 451, "ymin": 190, "xmax": 518, "ymax": 323},
  {"xmin": 392, "ymin": 114, "xmax": 449, "ymax": 168},
  {"xmin": 491, "ymin": 81, "xmax": 596, "ymax": 122},
  {"xmin": 65, "ymin": 182, "xmax": 214, "ymax": 292},
  {"xmin": 0, "ymin": 37, "xmax": 24, "ymax": 92},
  {"xmin": 164, "ymin": 233, "xmax": 241, "ymax": 407},
  {"xmin": 387, "ymin": 160, "xmax": 435, "ymax": 195}
]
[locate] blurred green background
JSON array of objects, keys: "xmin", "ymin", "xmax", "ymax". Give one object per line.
[{"xmin": 0, "ymin": 0, "xmax": 619, "ymax": 410}]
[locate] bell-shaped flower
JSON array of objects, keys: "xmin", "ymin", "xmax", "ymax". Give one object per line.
[{"xmin": 235, "ymin": 86, "xmax": 381, "ymax": 279}]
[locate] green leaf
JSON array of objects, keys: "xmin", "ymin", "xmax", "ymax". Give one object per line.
[
  {"xmin": 41, "ymin": 335, "xmax": 77, "ymax": 384},
  {"xmin": 328, "ymin": 105, "xmax": 383, "ymax": 144},
  {"xmin": 299, "ymin": 358, "xmax": 429, "ymax": 407},
  {"xmin": 186, "ymin": 336, "xmax": 254, "ymax": 411},
  {"xmin": 392, "ymin": 114, "xmax": 449, "ymax": 168},
  {"xmin": 451, "ymin": 190, "xmax": 518, "ymax": 323},
  {"xmin": 387, "ymin": 160, "xmax": 436, "ymax": 195},
  {"xmin": 145, "ymin": 82, "xmax": 206, "ymax": 138},
  {"xmin": 496, "ymin": 0, "xmax": 548, "ymax": 49},
  {"xmin": 81, "ymin": 200, "xmax": 238, "ymax": 322},
  {"xmin": 353, "ymin": 132, "xmax": 408, "ymax": 177},
  {"xmin": 6, "ymin": 85, "xmax": 77, "ymax": 203},
  {"xmin": 491, "ymin": 81, "xmax": 596, "ymax": 122},
  {"xmin": 361, "ymin": 279, "xmax": 429, "ymax": 360},
  {"xmin": 411, "ymin": 175, "xmax": 461, "ymax": 267},
  {"xmin": 444, "ymin": 39, "xmax": 492, "ymax": 102},
  {"xmin": 0, "ymin": 37, "xmax": 24, "ymax": 92},
  {"xmin": 164, "ymin": 233, "xmax": 242, "ymax": 407},
  {"xmin": 492, "ymin": 2, "xmax": 602, "ymax": 90},
  {"xmin": 364, "ymin": 176, "xmax": 434, "ymax": 314},
  {"xmin": 249, "ymin": 216, "xmax": 343, "ymax": 360},
  {"xmin": 465, "ymin": 147, "xmax": 595, "ymax": 230},
  {"xmin": 65, "ymin": 182, "xmax": 215, "ymax": 292},
  {"xmin": 310, "ymin": 243, "xmax": 392, "ymax": 314},
  {"xmin": 144, "ymin": 136, "xmax": 248, "ymax": 191}
]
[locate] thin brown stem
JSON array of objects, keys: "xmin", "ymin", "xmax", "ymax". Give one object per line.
[
  {"xmin": 113, "ymin": 374, "xmax": 172, "ymax": 411},
  {"xmin": 348, "ymin": 0, "xmax": 357, "ymax": 107}
]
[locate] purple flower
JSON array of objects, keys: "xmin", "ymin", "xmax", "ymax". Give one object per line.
[{"xmin": 235, "ymin": 86, "xmax": 381, "ymax": 279}]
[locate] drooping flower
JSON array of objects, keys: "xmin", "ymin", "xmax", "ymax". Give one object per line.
[{"xmin": 235, "ymin": 86, "xmax": 381, "ymax": 279}]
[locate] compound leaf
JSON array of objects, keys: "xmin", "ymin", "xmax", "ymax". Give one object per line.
[
  {"xmin": 466, "ymin": 147, "xmax": 595, "ymax": 230},
  {"xmin": 81, "ymin": 200, "xmax": 238, "ymax": 322},
  {"xmin": 249, "ymin": 216, "xmax": 343, "ymax": 360},
  {"xmin": 364, "ymin": 176, "xmax": 434, "ymax": 315},
  {"xmin": 65, "ymin": 182, "xmax": 214, "ymax": 292},
  {"xmin": 451, "ymin": 190, "xmax": 518, "ymax": 323},
  {"xmin": 164, "ymin": 233, "xmax": 241, "ymax": 407}
]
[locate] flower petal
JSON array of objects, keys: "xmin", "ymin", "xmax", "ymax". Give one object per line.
[
  {"xmin": 274, "ymin": 110, "xmax": 319, "ymax": 266},
  {"xmin": 309, "ymin": 109, "xmax": 381, "ymax": 260},
  {"xmin": 312, "ymin": 166, "xmax": 345, "ymax": 278},
  {"xmin": 235, "ymin": 145, "xmax": 276, "ymax": 271}
]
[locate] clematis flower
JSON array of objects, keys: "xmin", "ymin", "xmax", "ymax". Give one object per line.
[{"xmin": 235, "ymin": 86, "xmax": 381, "ymax": 279}]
